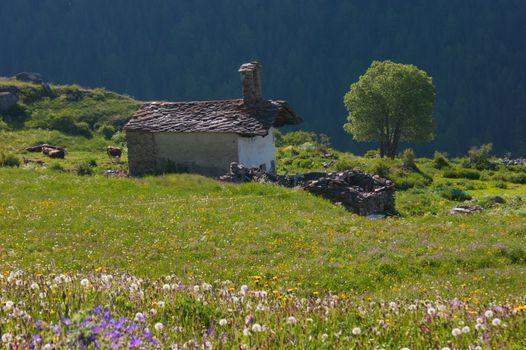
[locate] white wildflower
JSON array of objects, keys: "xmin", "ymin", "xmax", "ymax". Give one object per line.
[
  {"xmin": 1, "ymin": 333, "xmax": 13, "ymax": 343},
  {"xmin": 150, "ymin": 308, "xmax": 157, "ymax": 316},
  {"xmin": 252, "ymin": 323, "xmax": 263, "ymax": 332},
  {"xmin": 134, "ymin": 312, "xmax": 145, "ymax": 322},
  {"xmin": 101, "ymin": 274, "xmax": 113, "ymax": 284},
  {"xmin": 219, "ymin": 319, "xmax": 228, "ymax": 326},
  {"xmin": 156, "ymin": 301, "xmax": 165, "ymax": 308},
  {"xmin": 154, "ymin": 322, "xmax": 164, "ymax": 331},
  {"xmin": 474, "ymin": 346, "xmax": 482, "ymax": 350},
  {"xmin": 389, "ymin": 301, "xmax": 397, "ymax": 309},
  {"xmin": 30, "ymin": 282, "xmax": 39, "ymax": 290},
  {"xmin": 286, "ymin": 316, "xmax": 298, "ymax": 325},
  {"xmin": 352, "ymin": 327, "xmax": 361, "ymax": 335},
  {"xmin": 256, "ymin": 303, "xmax": 266, "ymax": 312},
  {"xmin": 451, "ymin": 328, "xmax": 461, "ymax": 337},
  {"xmin": 202, "ymin": 283, "xmax": 212, "ymax": 291},
  {"xmin": 42, "ymin": 344, "xmax": 52, "ymax": 350},
  {"xmin": 441, "ymin": 347, "xmax": 451, "ymax": 350},
  {"xmin": 484, "ymin": 310, "xmax": 493, "ymax": 318},
  {"xmin": 321, "ymin": 333, "xmax": 328, "ymax": 341},
  {"xmin": 202, "ymin": 340, "xmax": 212, "ymax": 350},
  {"xmin": 162, "ymin": 284, "xmax": 171, "ymax": 291},
  {"xmin": 491, "ymin": 318, "xmax": 501, "ymax": 326},
  {"xmin": 4, "ymin": 300, "xmax": 14, "ymax": 310},
  {"xmin": 476, "ymin": 317, "xmax": 484, "ymax": 324},
  {"xmin": 243, "ymin": 328, "xmax": 251, "ymax": 337},
  {"xmin": 408, "ymin": 304, "xmax": 417, "ymax": 311},
  {"xmin": 80, "ymin": 278, "xmax": 90, "ymax": 287},
  {"xmin": 427, "ymin": 307, "xmax": 436, "ymax": 315},
  {"xmin": 193, "ymin": 285, "xmax": 200, "ymax": 292},
  {"xmin": 400, "ymin": 348, "xmax": 410, "ymax": 350},
  {"xmin": 462, "ymin": 326, "xmax": 470, "ymax": 333},
  {"xmin": 240, "ymin": 285, "xmax": 249, "ymax": 295},
  {"xmin": 475, "ymin": 323, "xmax": 486, "ymax": 331}
]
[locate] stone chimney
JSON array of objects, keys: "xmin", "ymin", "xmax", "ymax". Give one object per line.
[{"xmin": 239, "ymin": 62, "xmax": 262, "ymax": 104}]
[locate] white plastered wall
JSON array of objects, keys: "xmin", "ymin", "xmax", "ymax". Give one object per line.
[{"xmin": 237, "ymin": 128, "xmax": 276, "ymax": 171}]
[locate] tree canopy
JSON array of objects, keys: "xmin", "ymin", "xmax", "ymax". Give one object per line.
[{"xmin": 344, "ymin": 61, "xmax": 435, "ymax": 158}]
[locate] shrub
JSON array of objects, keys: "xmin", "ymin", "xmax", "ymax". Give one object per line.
[
  {"xmin": 372, "ymin": 160, "xmax": 391, "ymax": 178},
  {"xmin": 391, "ymin": 171, "xmax": 432, "ymax": 190},
  {"xmin": 0, "ymin": 153, "xmax": 20, "ymax": 167},
  {"xmin": 281, "ymin": 131, "xmax": 316, "ymax": 146},
  {"xmin": 62, "ymin": 85, "xmax": 84, "ymax": 101},
  {"xmin": 0, "ymin": 103, "xmax": 29, "ymax": 129},
  {"xmin": 494, "ymin": 181, "xmax": 508, "ymax": 189},
  {"xmin": 439, "ymin": 189, "xmax": 472, "ymax": 201},
  {"xmin": 91, "ymin": 88, "xmax": 107, "ymax": 101},
  {"xmin": 443, "ymin": 168, "xmax": 481, "ymax": 180},
  {"xmin": 334, "ymin": 159, "xmax": 357, "ymax": 171},
  {"xmin": 433, "ymin": 151, "xmax": 450, "ymax": 169},
  {"xmin": 467, "ymin": 143, "xmax": 493, "ymax": 169},
  {"xmin": 0, "ymin": 117, "xmax": 10, "ymax": 131},
  {"xmin": 364, "ymin": 149, "xmax": 380, "ymax": 158},
  {"xmin": 75, "ymin": 160, "xmax": 95, "ymax": 176},
  {"xmin": 401, "ymin": 148, "xmax": 417, "ymax": 171},
  {"xmin": 506, "ymin": 173, "xmax": 526, "ymax": 184},
  {"xmin": 49, "ymin": 162, "xmax": 65, "ymax": 172},
  {"xmin": 111, "ymin": 131, "xmax": 127, "ymax": 146},
  {"xmin": 97, "ymin": 124, "xmax": 116, "ymax": 140},
  {"xmin": 49, "ymin": 115, "xmax": 93, "ymax": 138}
]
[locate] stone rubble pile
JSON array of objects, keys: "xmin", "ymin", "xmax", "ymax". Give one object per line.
[
  {"xmin": 302, "ymin": 171, "xmax": 395, "ymax": 216},
  {"xmin": 219, "ymin": 162, "xmax": 395, "ymax": 216},
  {"xmin": 501, "ymin": 158, "xmax": 526, "ymax": 166},
  {"xmin": 450, "ymin": 205, "xmax": 484, "ymax": 215}
]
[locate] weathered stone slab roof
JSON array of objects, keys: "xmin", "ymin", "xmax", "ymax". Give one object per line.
[{"xmin": 124, "ymin": 99, "xmax": 302, "ymax": 137}]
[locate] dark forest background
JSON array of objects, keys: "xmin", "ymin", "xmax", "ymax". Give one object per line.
[{"xmin": 1, "ymin": 0, "xmax": 525, "ymax": 156}]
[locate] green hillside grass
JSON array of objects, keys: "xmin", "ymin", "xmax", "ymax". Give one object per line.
[{"xmin": 1, "ymin": 81, "xmax": 526, "ymax": 347}]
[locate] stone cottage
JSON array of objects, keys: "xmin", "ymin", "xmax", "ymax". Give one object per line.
[{"xmin": 124, "ymin": 62, "xmax": 302, "ymax": 176}]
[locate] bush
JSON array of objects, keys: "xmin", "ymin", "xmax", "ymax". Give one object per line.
[
  {"xmin": 494, "ymin": 181, "xmax": 508, "ymax": 189},
  {"xmin": 439, "ymin": 189, "xmax": 472, "ymax": 201},
  {"xmin": 0, "ymin": 103, "xmax": 29, "ymax": 129},
  {"xmin": 391, "ymin": 171, "xmax": 432, "ymax": 190},
  {"xmin": 506, "ymin": 173, "xmax": 526, "ymax": 184},
  {"xmin": 372, "ymin": 160, "xmax": 391, "ymax": 178},
  {"xmin": 401, "ymin": 148, "xmax": 417, "ymax": 171},
  {"xmin": 334, "ymin": 159, "xmax": 357, "ymax": 171},
  {"xmin": 49, "ymin": 115, "xmax": 93, "ymax": 138},
  {"xmin": 443, "ymin": 168, "xmax": 481, "ymax": 180},
  {"xmin": 62, "ymin": 85, "xmax": 84, "ymax": 101},
  {"xmin": 111, "ymin": 131, "xmax": 127, "ymax": 146},
  {"xmin": 280, "ymin": 131, "xmax": 316, "ymax": 146},
  {"xmin": 75, "ymin": 160, "xmax": 96, "ymax": 176},
  {"xmin": 467, "ymin": 143, "xmax": 493, "ymax": 169},
  {"xmin": 0, "ymin": 153, "xmax": 20, "ymax": 167},
  {"xmin": 0, "ymin": 117, "xmax": 10, "ymax": 131},
  {"xmin": 364, "ymin": 149, "xmax": 380, "ymax": 158},
  {"xmin": 97, "ymin": 124, "xmax": 116, "ymax": 140},
  {"xmin": 49, "ymin": 162, "xmax": 65, "ymax": 172},
  {"xmin": 433, "ymin": 151, "xmax": 450, "ymax": 169}
]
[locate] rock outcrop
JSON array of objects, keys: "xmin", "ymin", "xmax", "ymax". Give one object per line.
[
  {"xmin": 0, "ymin": 92, "xmax": 18, "ymax": 111},
  {"xmin": 15, "ymin": 72, "xmax": 43, "ymax": 84}
]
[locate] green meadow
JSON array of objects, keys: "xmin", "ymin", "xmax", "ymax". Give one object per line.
[{"xmin": 1, "ymin": 80, "xmax": 526, "ymax": 348}]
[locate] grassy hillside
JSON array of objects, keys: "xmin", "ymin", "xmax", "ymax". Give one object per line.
[{"xmin": 1, "ymin": 84, "xmax": 526, "ymax": 347}]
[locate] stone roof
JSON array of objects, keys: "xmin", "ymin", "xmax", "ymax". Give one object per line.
[{"xmin": 124, "ymin": 99, "xmax": 302, "ymax": 137}]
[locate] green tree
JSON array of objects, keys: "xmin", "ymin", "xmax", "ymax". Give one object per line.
[{"xmin": 343, "ymin": 60, "xmax": 436, "ymax": 158}]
